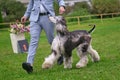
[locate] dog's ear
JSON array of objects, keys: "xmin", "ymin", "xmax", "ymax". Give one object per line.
[
  {"xmin": 60, "ymin": 18, "xmax": 67, "ymax": 26},
  {"xmin": 49, "ymin": 16, "xmax": 57, "ymax": 23}
]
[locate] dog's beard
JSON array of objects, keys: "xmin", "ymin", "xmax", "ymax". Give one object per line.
[{"xmin": 56, "ymin": 24, "xmax": 68, "ymax": 35}]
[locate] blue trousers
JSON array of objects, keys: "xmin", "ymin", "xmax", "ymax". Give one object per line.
[{"xmin": 27, "ymin": 15, "xmax": 54, "ymax": 65}]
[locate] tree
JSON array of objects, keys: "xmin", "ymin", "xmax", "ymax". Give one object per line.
[
  {"xmin": 0, "ymin": 0, "xmax": 26, "ymax": 22},
  {"xmin": 54, "ymin": 0, "xmax": 59, "ymax": 15},
  {"xmin": 66, "ymin": 2, "xmax": 91, "ymax": 17},
  {"xmin": 92, "ymin": 0, "xmax": 120, "ymax": 14}
]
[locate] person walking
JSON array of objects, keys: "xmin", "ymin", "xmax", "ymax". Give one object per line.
[{"xmin": 21, "ymin": 0, "xmax": 65, "ymax": 74}]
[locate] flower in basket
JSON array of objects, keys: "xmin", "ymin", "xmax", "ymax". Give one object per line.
[{"xmin": 10, "ymin": 23, "xmax": 30, "ymax": 34}]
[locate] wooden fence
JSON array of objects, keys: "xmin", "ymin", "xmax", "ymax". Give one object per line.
[
  {"xmin": 65, "ymin": 12, "xmax": 120, "ymax": 25},
  {"xmin": 0, "ymin": 12, "xmax": 120, "ymax": 27}
]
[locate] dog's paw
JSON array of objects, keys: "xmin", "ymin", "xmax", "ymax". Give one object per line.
[
  {"xmin": 64, "ymin": 64, "xmax": 72, "ymax": 69},
  {"xmin": 92, "ymin": 55, "xmax": 100, "ymax": 62},
  {"xmin": 42, "ymin": 62, "xmax": 53, "ymax": 69},
  {"xmin": 76, "ymin": 63, "xmax": 87, "ymax": 68}
]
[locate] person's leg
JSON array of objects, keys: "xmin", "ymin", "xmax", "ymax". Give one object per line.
[
  {"xmin": 40, "ymin": 15, "xmax": 63, "ymax": 65},
  {"xmin": 22, "ymin": 21, "xmax": 42, "ymax": 73},
  {"xmin": 27, "ymin": 21, "xmax": 42, "ymax": 65},
  {"xmin": 40, "ymin": 16, "xmax": 54, "ymax": 44}
]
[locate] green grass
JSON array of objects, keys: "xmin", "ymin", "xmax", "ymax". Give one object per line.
[{"xmin": 0, "ymin": 17, "xmax": 120, "ymax": 80}]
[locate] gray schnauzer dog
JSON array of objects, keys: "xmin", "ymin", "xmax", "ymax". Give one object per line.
[{"xmin": 42, "ymin": 16, "xmax": 100, "ymax": 69}]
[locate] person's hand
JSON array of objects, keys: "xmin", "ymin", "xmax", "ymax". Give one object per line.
[
  {"xmin": 21, "ymin": 16, "xmax": 27, "ymax": 23},
  {"xmin": 59, "ymin": 6, "xmax": 65, "ymax": 14}
]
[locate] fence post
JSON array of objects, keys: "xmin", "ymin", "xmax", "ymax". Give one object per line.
[
  {"xmin": 112, "ymin": 13, "xmax": 113, "ymax": 18},
  {"xmin": 77, "ymin": 17, "xmax": 80, "ymax": 25},
  {"xmin": 100, "ymin": 14, "xmax": 103, "ymax": 23}
]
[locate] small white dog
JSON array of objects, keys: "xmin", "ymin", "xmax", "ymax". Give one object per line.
[{"xmin": 42, "ymin": 16, "xmax": 100, "ymax": 69}]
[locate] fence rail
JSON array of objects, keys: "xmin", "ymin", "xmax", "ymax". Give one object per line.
[{"xmin": 0, "ymin": 12, "xmax": 120, "ymax": 27}]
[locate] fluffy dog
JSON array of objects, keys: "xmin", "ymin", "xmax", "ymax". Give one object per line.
[{"xmin": 42, "ymin": 16, "xmax": 100, "ymax": 69}]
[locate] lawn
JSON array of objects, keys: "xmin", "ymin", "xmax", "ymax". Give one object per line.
[{"xmin": 0, "ymin": 17, "xmax": 120, "ymax": 80}]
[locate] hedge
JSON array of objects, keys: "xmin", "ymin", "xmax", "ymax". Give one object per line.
[{"xmin": 0, "ymin": 11, "xmax": 3, "ymax": 23}]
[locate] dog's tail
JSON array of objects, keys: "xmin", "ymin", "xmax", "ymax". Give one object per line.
[{"xmin": 88, "ymin": 24, "xmax": 96, "ymax": 34}]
